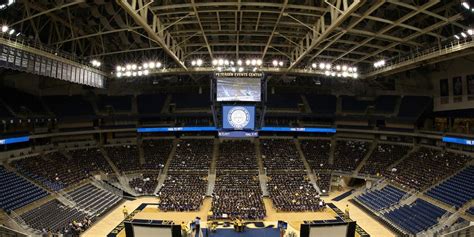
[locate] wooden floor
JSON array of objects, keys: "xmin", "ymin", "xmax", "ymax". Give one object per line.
[{"xmin": 82, "ymin": 189, "xmax": 396, "ymax": 237}]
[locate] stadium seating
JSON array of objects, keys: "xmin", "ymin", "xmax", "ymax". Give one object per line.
[
  {"xmin": 267, "ymin": 172, "xmax": 322, "ymax": 211},
  {"xmin": 21, "ymin": 200, "xmax": 90, "ymax": 234},
  {"xmin": 43, "ymin": 95, "xmax": 94, "ymax": 118},
  {"xmin": 129, "ymin": 173, "xmax": 159, "ymax": 194},
  {"xmin": 137, "ymin": 94, "xmax": 167, "ymax": 114},
  {"xmin": 333, "ymin": 140, "xmax": 370, "ymax": 172},
  {"xmin": 142, "ymin": 139, "xmax": 174, "ymax": 170},
  {"xmin": 105, "ymin": 145, "xmax": 142, "ymax": 172},
  {"xmin": 383, "ymin": 148, "xmax": 470, "ymax": 191},
  {"xmin": 217, "ymin": 140, "xmax": 257, "ymax": 170},
  {"xmin": 266, "ymin": 93, "xmax": 301, "ymax": 109},
  {"xmin": 355, "ymin": 185, "xmax": 407, "ymax": 211},
  {"xmin": 211, "ymin": 172, "xmax": 265, "ymax": 220},
  {"xmin": 156, "ymin": 172, "xmax": 208, "ymax": 211},
  {"xmin": 171, "ymin": 93, "xmax": 210, "ymax": 109},
  {"xmin": 67, "ymin": 184, "xmax": 122, "ymax": 216},
  {"xmin": 314, "ymin": 172, "xmax": 331, "ymax": 193},
  {"xmin": 384, "ymin": 199, "xmax": 447, "ymax": 235},
  {"xmin": 97, "ymin": 95, "xmax": 132, "ymax": 112},
  {"xmin": 305, "ymin": 94, "xmax": 336, "ymax": 116},
  {"xmin": 397, "ymin": 96, "xmax": 431, "ymax": 119},
  {"xmin": 426, "ymin": 166, "xmax": 474, "ymax": 208},
  {"xmin": 374, "ymin": 95, "xmax": 398, "ymax": 114},
  {"xmin": 341, "ymin": 96, "xmax": 371, "ymax": 113},
  {"xmin": 467, "ymin": 207, "xmax": 474, "ymax": 216},
  {"xmin": 260, "ymin": 139, "xmax": 305, "ymax": 171},
  {"xmin": 168, "ymin": 139, "xmax": 213, "ymax": 171},
  {"xmin": 300, "ymin": 139, "xmax": 331, "ymax": 170},
  {"xmin": 359, "ymin": 144, "xmax": 411, "ymax": 175},
  {"xmin": 0, "ymin": 166, "xmax": 48, "ymax": 212}
]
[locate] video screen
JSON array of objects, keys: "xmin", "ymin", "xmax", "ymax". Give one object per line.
[
  {"xmin": 217, "ymin": 77, "xmax": 261, "ymax": 102},
  {"xmin": 222, "ymin": 106, "xmax": 255, "ymax": 130}
]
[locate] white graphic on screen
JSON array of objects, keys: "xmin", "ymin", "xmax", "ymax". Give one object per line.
[{"xmin": 227, "ymin": 106, "xmax": 250, "ymax": 129}]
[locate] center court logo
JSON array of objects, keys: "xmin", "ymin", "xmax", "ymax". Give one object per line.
[{"xmin": 227, "ymin": 106, "xmax": 250, "ymax": 130}]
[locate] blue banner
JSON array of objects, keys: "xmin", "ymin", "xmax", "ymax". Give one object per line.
[
  {"xmin": 0, "ymin": 136, "xmax": 30, "ymax": 145},
  {"xmin": 442, "ymin": 136, "xmax": 474, "ymax": 146},
  {"xmin": 261, "ymin": 127, "xmax": 336, "ymax": 133},
  {"xmin": 137, "ymin": 127, "xmax": 217, "ymax": 133},
  {"xmin": 218, "ymin": 131, "xmax": 259, "ymax": 138}
]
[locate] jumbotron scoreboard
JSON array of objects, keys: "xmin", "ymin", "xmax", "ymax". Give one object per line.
[{"xmin": 211, "ymin": 72, "xmax": 265, "ymax": 138}]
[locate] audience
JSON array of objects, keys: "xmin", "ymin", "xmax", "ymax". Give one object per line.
[
  {"xmin": 261, "ymin": 139, "xmax": 305, "ymax": 171},
  {"xmin": 129, "ymin": 173, "xmax": 159, "ymax": 194},
  {"xmin": 359, "ymin": 144, "xmax": 411, "ymax": 175},
  {"xmin": 300, "ymin": 139, "xmax": 332, "ymax": 170},
  {"xmin": 211, "ymin": 172, "xmax": 266, "ymax": 220},
  {"xmin": 217, "ymin": 140, "xmax": 257, "ymax": 170},
  {"xmin": 315, "ymin": 172, "xmax": 332, "ymax": 194},
  {"xmin": 14, "ymin": 149, "xmax": 111, "ymax": 191},
  {"xmin": 169, "ymin": 139, "xmax": 213, "ymax": 171},
  {"xmin": 333, "ymin": 140, "xmax": 370, "ymax": 172},
  {"xmin": 267, "ymin": 172, "xmax": 323, "ymax": 211},
  {"xmin": 142, "ymin": 139, "xmax": 174, "ymax": 170},
  {"xmin": 383, "ymin": 148, "xmax": 470, "ymax": 191},
  {"xmin": 157, "ymin": 172, "xmax": 208, "ymax": 211},
  {"xmin": 105, "ymin": 145, "xmax": 142, "ymax": 172}
]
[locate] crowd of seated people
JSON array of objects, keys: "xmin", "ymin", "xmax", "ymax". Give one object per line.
[
  {"xmin": 156, "ymin": 172, "xmax": 208, "ymax": 211},
  {"xmin": 105, "ymin": 145, "xmax": 142, "ymax": 172},
  {"xmin": 359, "ymin": 144, "xmax": 411, "ymax": 176},
  {"xmin": 21, "ymin": 199, "xmax": 92, "ymax": 236},
  {"xmin": 300, "ymin": 139, "xmax": 332, "ymax": 170},
  {"xmin": 129, "ymin": 173, "xmax": 159, "ymax": 194},
  {"xmin": 14, "ymin": 150, "xmax": 111, "ymax": 191},
  {"xmin": 0, "ymin": 166, "xmax": 48, "ymax": 212},
  {"xmin": 267, "ymin": 172, "xmax": 323, "ymax": 212},
  {"xmin": 211, "ymin": 172, "xmax": 265, "ymax": 220},
  {"xmin": 168, "ymin": 139, "xmax": 214, "ymax": 171},
  {"xmin": 315, "ymin": 172, "xmax": 332, "ymax": 194},
  {"xmin": 217, "ymin": 140, "xmax": 257, "ymax": 170},
  {"xmin": 383, "ymin": 148, "xmax": 470, "ymax": 191},
  {"xmin": 333, "ymin": 140, "xmax": 370, "ymax": 172},
  {"xmin": 142, "ymin": 139, "xmax": 174, "ymax": 170},
  {"xmin": 260, "ymin": 139, "xmax": 305, "ymax": 171}
]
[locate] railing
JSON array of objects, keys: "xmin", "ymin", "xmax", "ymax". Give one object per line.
[{"xmin": 0, "ymin": 225, "xmax": 29, "ymax": 237}]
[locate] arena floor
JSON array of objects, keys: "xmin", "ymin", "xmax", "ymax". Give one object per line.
[{"xmin": 82, "ymin": 189, "xmax": 396, "ymax": 237}]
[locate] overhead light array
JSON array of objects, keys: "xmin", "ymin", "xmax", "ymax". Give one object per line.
[
  {"xmin": 311, "ymin": 62, "xmax": 358, "ymax": 79},
  {"xmin": 454, "ymin": 29, "xmax": 473, "ymax": 40},
  {"xmin": 90, "ymin": 59, "xmax": 101, "ymax": 67},
  {"xmin": 210, "ymin": 57, "xmax": 264, "ymax": 72},
  {"xmin": 115, "ymin": 61, "xmax": 162, "ymax": 78},
  {"xmin": 373, "ymin": 59, "xmax": 386, "ymax": 68},
  {"xmin": 1, "ymin": 25, "xmax": 17, "ymax": 36},
  {"xmin": 272, "ymin": 59, "xmax": 285, "ymax": 67}
]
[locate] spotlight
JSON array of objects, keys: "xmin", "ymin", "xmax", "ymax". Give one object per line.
[
  {"xmin": 353, "ymin": 73, "xmax": 359, "ymax": 79},
  {"xmin": 256, "ymin": 59, "xmax": 262, "ymax": 66},
  {"xmin": 217, "ymin": 67, "xmax": 222, "ymax": 72},
  {"xmin": 218, "ymin": 59, "xmax": 224, "ymax": 66},
  {"xmin": 279, "ymin": 61, "xmax": 284, "ymax": 67},
  {"xmin": 138, "ymin": 71, "xmax": 143, "ymax": 76},
  {"xmin": 319, "ymin": 63, "xmax": 325, "ymax": 69},
  {"xmin": 342, "ymin": 65, "xmax": 348, "ymax": 71},
  {"xmin": 462, "ymin": 1, "xmax": 470, "ymax": 9},
  {"xmin": 131, "ymin": 64, "xmax": 137, "ymax": 70},
  {"xmin": 1, "ymin": 25, "xmax": 8, "ymax": 33},
  {"xmin": 191, "ymin": 60, "xmax": 196, "ymax": 66},
  {"xmin": 237, "ymin": 60, "xmax": 242, "ymax": 66},
  {"xmin": 144, "ymin": 70, "xmax": 149, "ymax": 75},
  {"xmin": 325, "ymin": 64, "xmax": 331, "ymax": 70},
  {"xmin": 468, "ymin": 29, "xmax": 473, "ymax": 35},
  {"xmin": 143, "ymin": 63, "xmax": 149, "ymax": 69},
  {"xmin": 312, "ymin": 63, "xmax": 317, "ymax": 68},
  {"xmin": 230, "ymin": 61, "xmax": 234, "ymax": 66},
  {"xmin": 331, "ymin": 72, "xmax": 336, "ymax": 76},
  {"xmin": 251, "ymin": 59, "xmax": 257, "ymax": 66},
  {"xmin": 116, "ymin": 66, "xmax": 122, "ymax": 71},
  {"xmin": 238, "ymin": 67, "xmax": 244, "ymax": 72},
  {"xmin": 325, "ymin": 71, "xmax": 330, "ymax": 76},
  {"xmin": 231, "ymin": 67, "xmax": 236, "ymax": 72},
  {"xmin": 342, "ymin": 71, "xmax": 348, "ymax": 77},
  {"xmin": 132, "ymin": 72, "xmax": 137, "ymax": 76},
  {"xmin": 149, "ymin": 62, "xmax": 155, "ymax": 69},
  {"xmin": 272, "ymin": 60, "xmax": 278, "ymax": 67},
  {"xmin": 8, "ymin": 29, "xmax": 14, "ymax": 35},
  {"xmin": 125, "ymin": 71, "xmax": 132, "ymax": 77},
  {"xmin": 245, "ymin": 59, "xmax": 250, "ymax": 66},
  {"xmin": 196, "ymin": 59, "xmax": 203, "ymax": 66},
  {"xmin": 224, "ymin": 59, "xmax": 229, "ymax": 65},
  {"xmin": 353, "ymin": 67, "xmax": 357, "ymax": 72},
  {"xmin": 461, "ymin": 32, "xmax": 467, "ymax": 38},
  {"xmin": 336, "ymin": 65, "xmax": 341, "ymax": 71},
  {"xmin": 117, "ymin": 72, "xmax": 122, "ymax": 77},
  {"xmin": 212, "ymin": 59, "xmax": 218, "ymax": 66},
  {"xmin": 156, "ymin": 62, "xmax": 162, "ymax": 68}
]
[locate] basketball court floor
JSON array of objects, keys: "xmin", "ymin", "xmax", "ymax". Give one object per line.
[{"xmin": 82, "ymin": 189, "xmax": 396, "ymax": 237}]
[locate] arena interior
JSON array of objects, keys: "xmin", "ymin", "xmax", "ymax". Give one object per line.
[{"xmin": 0, "ymin": 0, "xmax": 474, "ymax": 237}]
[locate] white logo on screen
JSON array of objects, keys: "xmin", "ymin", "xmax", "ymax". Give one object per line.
[{"xmin": 228, "ymin": 107, "xmax": 250, "ymax": 130}]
